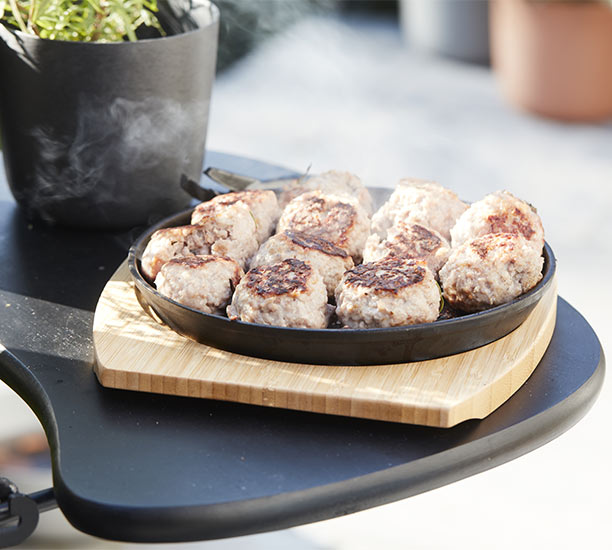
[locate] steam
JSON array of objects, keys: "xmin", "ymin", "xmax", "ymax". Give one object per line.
[
  {"xmin": 28, "ymin": 96, "xmax": 208, "ymax": 222},
  {"xmin": 215, "ymin": 0, "xmax": 334, "ymax": 71}
]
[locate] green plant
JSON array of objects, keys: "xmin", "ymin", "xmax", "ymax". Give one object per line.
[{"xmin": 0, "ymin": 0, "xmax": 165, "ymax": 42}]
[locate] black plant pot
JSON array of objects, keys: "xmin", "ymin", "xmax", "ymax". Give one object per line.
[{"xmin": 0, "ymin": 1, "xmax": 219, "ymax": 228}]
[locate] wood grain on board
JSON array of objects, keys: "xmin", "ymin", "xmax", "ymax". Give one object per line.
[{"xmin": 93, "ymin": 261, "xmax": 557, "ymax": 428}]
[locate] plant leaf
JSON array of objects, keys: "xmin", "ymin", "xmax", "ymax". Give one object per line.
[{"xmin": 1, "ymin": 0, "xmax": 166, "ymax": 41}]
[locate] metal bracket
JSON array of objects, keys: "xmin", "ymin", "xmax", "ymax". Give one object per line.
[{"xmin": 0, "ymin": 477, "xmax": 56, "ymax": 548}]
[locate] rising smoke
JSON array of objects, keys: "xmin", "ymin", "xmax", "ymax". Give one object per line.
[
  {"xmin": 29, "ymin": 96, "xmax": 208, "ymax": 223},
  {"xmin": 215, "ymin": 0, "xmax": 335, "ymax": 71}
]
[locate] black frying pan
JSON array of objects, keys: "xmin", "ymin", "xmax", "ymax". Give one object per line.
[{"xmin": 128, "ymin": 183, "xmax": 556, "ymax": 366}]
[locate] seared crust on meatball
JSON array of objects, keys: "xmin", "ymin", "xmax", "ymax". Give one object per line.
[
  {"xmin": 335, "ymin": 259, "xmax": 440, "ymax": 328},
  {"xmin": 439, "ymin": 232, "xmax": 544, "ymax": 312},
  {"xmin": 227, "ymin": 258, "xmax": 328, "ymax": 328},
  {"xmin": 363, "ymin": 222, "xmax": 451, "ymax": 278},
  {"xmin": 450, "ymin": 190, "xmax": 545, "ymax": 252},
  {"xmin": 192, "ymin": 190, "xmax": 280, "ymax": 245},
  {"xmin": 141, "ymin": 225, "xmax": 211, "ymax": 281},
  {"xmin": 277, "ymin": 191, "xmax": 370, "ymax": 261},
  {"xmin": 155, "ymin": 255, "xmax": 243, "ymax": 314},
  {"xmin": 279, "ymin": 170, "xmax": 373, "ymax": 214},
  {"xmin": 371, "ymin": 178, "xmax": 468, "ymax": 241},
  {"xmin": 250, "ymin": 231, "xmax": 354, "ymax": 297}
]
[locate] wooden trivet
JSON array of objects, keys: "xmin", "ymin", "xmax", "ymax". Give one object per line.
[{"xmin": 93, "ymin": 261, "xmax": 557, "ymax": 428}]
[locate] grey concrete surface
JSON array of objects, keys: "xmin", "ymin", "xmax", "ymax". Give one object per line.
[
  {"xmin": 207, "ymin": 15, "xmax": 611, "ymax": 550},
  {"xmin": 1, "ymin": 13, "xmax": 610, "ymax": 550}
]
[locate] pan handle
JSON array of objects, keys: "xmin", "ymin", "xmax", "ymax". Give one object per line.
[
  {"xmin": 180, "ymin": 175, "xmax": 219, "ymax": 202},
  {"xmin": 204, "ymin": 167, "xmax": 305, "ymax": 192},
  {"xmin": 203, "ymin": 167, "xmax": 261, "ymax": 191},
  {"xmin": 181, "ymin": 168, "xmax": 306, "ymax": 202}
]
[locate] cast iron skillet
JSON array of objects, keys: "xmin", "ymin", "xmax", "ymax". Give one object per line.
[{"xmin": 128, "ymin": 189, "xmax": 556, "ymax": 366}]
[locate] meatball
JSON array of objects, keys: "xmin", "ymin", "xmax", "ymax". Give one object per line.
[
  {"xmin": 371, "ymin": 178, "xmax": 468, "ymax": 241},
  {"xmin": 250, "ymin": 231, "xmax": 354, "ymax": 297},
  {"xmin": 192, "ymin": 201, "xmax": 258, "ymax": 269},
  {"xmin": 439, "ymin": 232, "xmax": 544, "ymax": 313},
  {"xmin": 141, "ymin": 225, "xmax": 210, "ymax": 281},
  {"xmin": 335, "ymin": 259, "xmax": 441, "ymax": 328},
  {"xmin": 155, "ymin": 255, "xmax": 243, "ymax": 314},
  {"xmin": 279, "ymin": 170, "xmax": 373, "ymax": 214},
  {"xmin": 142, "ymin": 203, "xmax": 257, "ymax": 280},
  {"xmin": 450, "ymin": 190, "xmax": 545, "ymax": 252},
  {"xmin": 362, "ymin": 222, "xmax": 451, "ymax": 278},
  {"xmin": 192, "ymin": 189, "xmax": 280, "ymax": 245},
  {"xmin": 277, "ymin": 191, "xmax": 371, "ymax": 262},
  {"xmin": 227, "ymin": 258, "xmax": 328, "ymax": 328}
]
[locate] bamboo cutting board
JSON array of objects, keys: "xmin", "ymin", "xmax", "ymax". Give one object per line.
[{"xmin": 93, "ymin": 261, "xmax": 557, "ymax": 428}]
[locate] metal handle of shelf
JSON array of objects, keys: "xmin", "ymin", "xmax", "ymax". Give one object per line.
[{"xmin": 0, "ymin": 477, "xmax": 57, "ymax": 548}]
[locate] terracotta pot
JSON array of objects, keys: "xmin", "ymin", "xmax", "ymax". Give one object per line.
[{"xmin": 490, "ymin": 0, "xmax": 612, "ymax": 122}]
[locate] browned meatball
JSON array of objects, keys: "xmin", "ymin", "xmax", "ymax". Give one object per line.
[
  {"xmin": 227, "ymin": 259, "xmax": 329, "ymax": 328},
  {"xmin": 142, "ymin": 202, "xmax": 257, "ymax": 280},
  {"xmin": 140, "ymin": 225, "xmax": 210, "ymax": 281},
  {"xmin": 450, "ymin": 190, "xmax": 545, "ymax": 252},
  {"xmin": 190, "ymin": 201, "xmax": 259, "ymax": 269},
  {"xmin": 277, "ymin": 191, "xmax": 370, "ymax": 261},
  {"xmin": 279, "ymin": 170, "xmax": 373, "ymax": 214},
  {"xmin": 155, "ymin": 255, "xmax": 243, "ymax": 314},
  {"xmin": 371, "ymin": 179, "xmax": 468, "ymax": 241},
  {"xmin": 250, "ymin": 231, "xmax": 354, "ymax": 297},
  {"xmin": 192, "ymin": 189, "xmax": 279, "ymax": 245},
  {"xmin": 440, "ymin": 232, "xmax": 544, "ymax": 312},
  {"xmin": 362, "ymin": 222, "xmax": 451, "ymax": 279},
  {"xmin": 335, "ymin": 259, "xmax": 440, "ymax": 328}
]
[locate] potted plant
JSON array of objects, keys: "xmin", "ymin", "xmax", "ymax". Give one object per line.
[
  {"xmin": 490, "ymin": 0, "xmax": 612, "ymax": 122},
  {"xmin": 0, "ymin": 0, "xmax": 219, "ymax": 228}
]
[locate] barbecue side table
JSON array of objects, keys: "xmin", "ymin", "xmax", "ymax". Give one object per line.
[{"xmin": 0, "ymin": 152, "xmax": 605, "ymax": 545}]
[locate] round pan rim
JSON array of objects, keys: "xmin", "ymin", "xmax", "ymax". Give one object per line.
[{"xmin": 128, "ymin": 205, "xmax": 556, "ymax": 338}]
